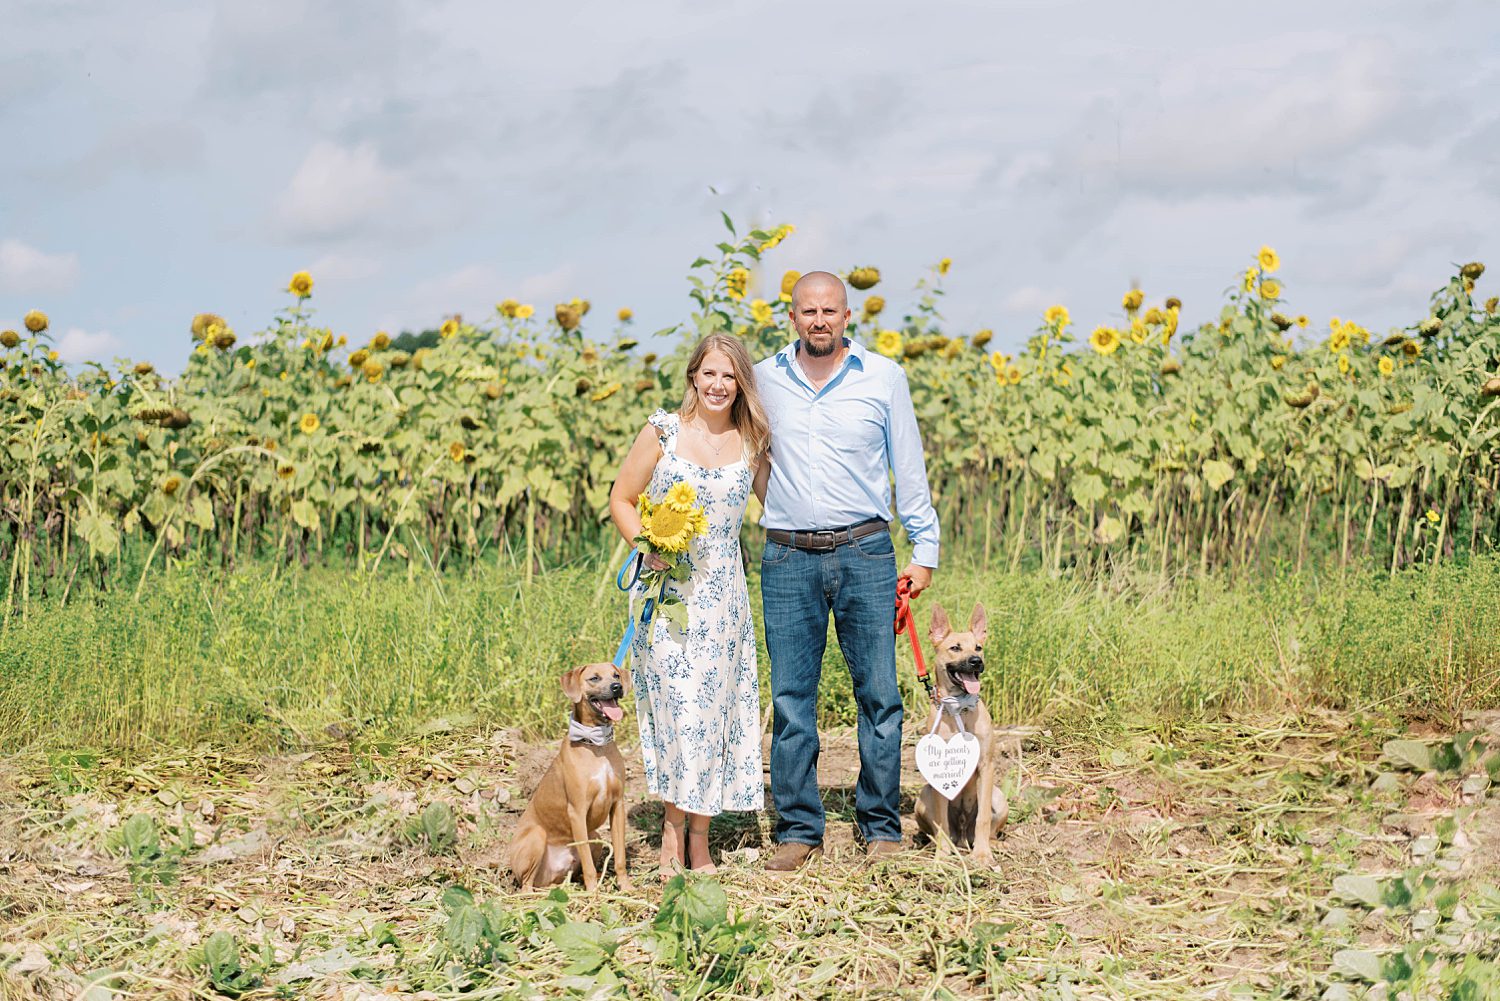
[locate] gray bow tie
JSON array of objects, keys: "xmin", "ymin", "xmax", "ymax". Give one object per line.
[
  {"xmin": 940, "ymin": 693, "xmax": 979, "ymax": 715},
  {"xmin": 568, "ymin": 717, "xmax": 615, "ymax": 746}
]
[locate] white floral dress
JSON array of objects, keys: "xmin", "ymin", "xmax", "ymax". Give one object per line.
[{"xmin": 630, "ymin": 410, "xmax": 764, "ymax": 815}]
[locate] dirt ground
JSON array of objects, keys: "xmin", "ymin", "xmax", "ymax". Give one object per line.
[{"xmin": 2, "ymin": 713, "xmax": 1498, "ymax": 999}]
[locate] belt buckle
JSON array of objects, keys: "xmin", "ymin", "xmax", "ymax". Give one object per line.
[{"xmin": 808, "ymin": 529, "xmax": 836, "ymax": 551}]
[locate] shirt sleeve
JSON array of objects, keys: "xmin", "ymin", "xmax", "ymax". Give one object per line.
[{"xmin": 884, "ymin": 366, "xmax": 941, "ymax": 568}]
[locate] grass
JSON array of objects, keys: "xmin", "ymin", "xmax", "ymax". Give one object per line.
[
  {"xmin": 2, "ymin": 553, "xmax": 1500, "ymax": 997},
  {"xmin": 2, "ymin": 554, "xmax": 1500, "ymax": 753}
]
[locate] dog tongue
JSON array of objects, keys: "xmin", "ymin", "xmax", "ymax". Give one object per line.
[
  {"xmin": 956, "ymin": 673, "xmax": 982, "ymax": 695},
  {"xmin": 598, "ymin": 700, "xmax": 623, "ymax": 722}
]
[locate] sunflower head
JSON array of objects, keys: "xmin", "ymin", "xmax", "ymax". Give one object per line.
[
  {"xmin": 937, "ymin": 257, "xmax": 952, "ymax": 275},
  {"xmin": 1043, "ymin": 304, "xmax": 1070, "ymax": 328},
  {"xmin": 1260, "ymin": 279, "xmax": 1282, "ymax": 300},
  {"xmin": 636, "ymin": 492, "xmax": 651, "ymax": 517},
  {"xmin": 1, "ymin": 330, "xmax": 21, "ymax": 349},
  {"xmin": 644, "ymin": 504, "xmax": 694, "ymax": 553},
  {"xmin": 1459, "ymin": 261, "xmax": 1484, "ymax": 281},
  {"xmin": 556, "ymin": 303, "xmax": 582, "ymax": 331},
  {"xmin": 449, "ymin": 441, "xmax": 466, "ymax": 463},
  {"xmin": 780, "ymin": 270, "xmax": 801, "ymax": 301},
  {"xmin": 362, "ymin": 359, "xmax": 384, "ymax": 383},
  {"xmin": 349, "ymin": 349, "xmax": 369, "ymax": 368},
  {"xmin": 1089, "ymin": 326, "xmax": 1121, "ymax": 355},
  {"xmin": 515, "ymin": 303, "xmax": 535, "ymax": 319},
  {"xmin": 288, "ymin": 271, "xmax": 314, "ymax": 298},
  {"xmin": 440, "ymin": 318, "xmax": 460, "ymax": 339},
  {"xmin": 277, "ymin": 463, "xmax": 296, "ymax": 479},
  {"xmin": 847, "ymin": 267, "xmax": 880, "ymax": 290},
  {"xmin": 162, "ymin": 475, "xmax": 182, "ymax": 495},
  {"xmin": 371, "ymin": 331, "xmax": 391, "ymax": 351},
  {"xmin": 875, "ymin": 329, "xmax": 903, "ymax": 358},
  {"xmin": 590, "ymin": 381, "xmax": 622, "ymax": 402},
  {"xmin": 498, "ymin": 298, "xmax": 520, "ymax": 318},
  {"xmin": 1378, "ymin": 356, "xmax": 1395, "ymax": 377},
  {"xmin": 299, "ymin": 412, "xmax": 319, "ymax": 434},
  {"xmin": 664, "ymin": 481, "xmax": 698, "ymax": 513},
  {"xmin": 972, "ymin": 329, "xmax": 993, "ymax": 349},
  {"xmin": 1258, "ymin": 246, "xmax": 1280, "ymax": 273},
  {"xmin": 23, "ymin": 310, "xmax": 48, "ymax": 333},
  {"xmin": 1122, "ymin": 289, "xmax": 1144, "ymax": 312}
]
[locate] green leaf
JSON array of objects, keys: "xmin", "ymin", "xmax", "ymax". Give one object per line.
[
  {"xmin": 1332, "ymin": 874, "xmax": 1384, "ymax": 908},
  {"xmin": 1332, "ymin": 948, "xmax": 1384, "ymax": 983},
  {"xmin": 720, "ymin": 211, "xmax": 736, "ymax": 236},
  {"xmin": 1202, "ymin": 459, "xmax": 1235, "ymax": 491},
  {"xmin": 1069, "ymin": 472, "xmax": 1105, "ymax": 507},
  {"xmin": 290, "ymin": 499, "xmax": 319, "ymax": 531},
  {"xmin": 1382, "ymin": 739, "xmax": 1434, "ymax": 772}
]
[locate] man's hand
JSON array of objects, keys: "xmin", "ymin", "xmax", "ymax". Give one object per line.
[{"xmin": 899, "ymin": 563, "xmax": 933, "ymax": 598}]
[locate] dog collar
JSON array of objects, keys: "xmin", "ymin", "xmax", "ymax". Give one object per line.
[
  {"xmin": 568, "ymin": 718, "xmax": 615, "ymax": 746},
  {"xmin": 940, "ymin": 693, "xmax": 980, "ymax": 715}
]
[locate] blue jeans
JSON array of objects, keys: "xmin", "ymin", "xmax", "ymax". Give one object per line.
[{"xmin": 761, "ymin": 528, "xmax": 903, "ymax": 845}]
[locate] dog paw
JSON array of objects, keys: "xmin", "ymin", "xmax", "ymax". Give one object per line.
[
  {"xmin": 971, "ymin": 850, "xmax": 996, "ymax": 869},
  {"xmin": 617, "ymin": 877, "xmax": 636, "ymax": 893}
]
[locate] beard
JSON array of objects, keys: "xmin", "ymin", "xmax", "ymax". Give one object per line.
[{"xmin": 801, "ymin": 331, "xmax": 838, "ymax": 357}]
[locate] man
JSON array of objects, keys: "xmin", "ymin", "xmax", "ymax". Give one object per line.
[{"xmin": 751, "ymin": 270, "xmax": 940, "ymax": 872}]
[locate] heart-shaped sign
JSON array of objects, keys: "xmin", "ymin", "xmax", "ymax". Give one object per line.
[{"xmin": 916, "ymin": 731, "xmax": 980, "ymax": 801}]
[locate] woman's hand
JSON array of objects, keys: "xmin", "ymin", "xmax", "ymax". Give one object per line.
[{"xmin": 643, "ymin": 553, "xmax": 672, "ymax": 573}]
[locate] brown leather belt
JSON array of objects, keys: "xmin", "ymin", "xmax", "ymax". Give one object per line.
[{"xmin": 766, "ymin": 518, "xmax": 888, "ymax": 553}]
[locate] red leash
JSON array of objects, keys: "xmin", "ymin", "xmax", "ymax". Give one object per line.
[{"xmin": 894, "ymin": 577, "xmax": 933, "ymax": 701}]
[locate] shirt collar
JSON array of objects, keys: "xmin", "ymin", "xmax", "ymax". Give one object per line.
[{"xmin": 774, "ymin": 336, "xmax": 867, "ymax": 372}]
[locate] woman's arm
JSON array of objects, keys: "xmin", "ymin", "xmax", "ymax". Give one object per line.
[{"xmin": 609, "ymin": 424, "xmax": 663, "ymax": 545}]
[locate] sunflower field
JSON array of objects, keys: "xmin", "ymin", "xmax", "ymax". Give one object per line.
[{"xmin": 2, "ymin": 219, "xmax": 1499, "ymax": 622}]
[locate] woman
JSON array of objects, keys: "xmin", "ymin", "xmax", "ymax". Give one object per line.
[{"xmin": 608, "ymin": 333, "xmax": 771, "ymax": 876}]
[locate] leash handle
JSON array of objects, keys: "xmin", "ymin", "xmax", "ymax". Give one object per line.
[
  {"xmin": 894, "ymin": 576, "xmax": 933, "ymax": 700},
  {"xmin": 612, "ymin": 551, "xmax": 644, "ymax": 669}
]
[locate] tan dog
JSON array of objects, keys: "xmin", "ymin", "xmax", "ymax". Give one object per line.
[
  {"xmin": 509, "ymin": 663, "xmax": 634, "ymax": 892},
  {"xmin": 913, "ymin": 603, "xmax": 1008, "ymax": 866}
]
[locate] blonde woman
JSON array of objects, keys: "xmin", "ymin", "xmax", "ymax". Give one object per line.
[{"xmin": 609, "ymin": 333, "xmax": 771, "ymax": 877}]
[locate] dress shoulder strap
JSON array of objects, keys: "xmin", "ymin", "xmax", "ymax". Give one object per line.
[{"xmin": 647, "ymin": 409, "xmax": 679, "ymax": 453}]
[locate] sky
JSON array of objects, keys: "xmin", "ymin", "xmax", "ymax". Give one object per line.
[{"xmin": 3, "ymin": 0, "xmax": 1498, "ymax": 373}]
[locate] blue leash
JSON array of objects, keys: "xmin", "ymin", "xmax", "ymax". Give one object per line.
[{"xmin": 611, "ymin": 551, "xmax": 651, "ymax": 668}]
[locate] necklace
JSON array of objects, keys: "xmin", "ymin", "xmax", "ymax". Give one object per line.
[{"xmin": 694, "ymin": 422, "xmax": 733, "ymax": 459}]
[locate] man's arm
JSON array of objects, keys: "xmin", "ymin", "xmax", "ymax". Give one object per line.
[{"xmin": 886, "ymin": 367, "xmax": 939, "ymax": 595}]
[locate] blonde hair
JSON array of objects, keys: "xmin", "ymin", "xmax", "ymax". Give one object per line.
[{"xmin": 679, "ymin": 334, "xmax": 771, "ymax": 461}]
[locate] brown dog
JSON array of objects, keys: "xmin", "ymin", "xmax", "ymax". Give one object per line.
[
  {"xmin": 509, "ymin": 663, "xmax": 634, "ymax": 892},
  {"xmin": 913, "ymin": 603, "xmax": 1008, "ymax": 866}
]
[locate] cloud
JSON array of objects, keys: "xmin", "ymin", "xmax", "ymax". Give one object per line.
[
  {"xmin": 58, "ymin": 327, "xmax": 122, "ymax": 363},
  {"xmin": 270, "ymin": 141, "xmax": 402, "ymax": 242},
  {"xmin": 0, "ymin": 239, "xmax": 79, "ymax": 295}
]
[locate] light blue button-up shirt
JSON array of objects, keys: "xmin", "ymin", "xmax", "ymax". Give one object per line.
[{"xmin": 754, "ymin": 337, "xmax": 941, "ymax": 568}]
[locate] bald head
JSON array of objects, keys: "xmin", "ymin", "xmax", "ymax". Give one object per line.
[{"xmin": 790, "ymin": 271, "xmax": 848, "ymax": 309}]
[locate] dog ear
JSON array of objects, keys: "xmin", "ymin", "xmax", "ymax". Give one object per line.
[
  {"xmin": 560, "ymin": 668, "xmax": 584, "ymax": 703},
  {"xmin": 969, "ymin": 603, "xmax": 988, "ymax": 646},
  {"xmin": 929, "ymin": 603, "xmax": 951, "ymax": 645},
  {"xmin": 615, "ymin": 664, "xmax": 632, "ymax": 695}
]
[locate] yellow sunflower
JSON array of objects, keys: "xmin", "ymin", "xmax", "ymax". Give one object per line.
[
  {"xmin": 643, "ymin": 504, "xmax": 694, "ymax": 553},
  {"xmin": 1378, "ymin": 356, "xmax": 1394, "ymax": 377},
  {"xmin": 636, "ymin": 492, "xmax": 651, "ymax": 517},
  {"xmin": 440, "ymin": 318, "xmax": 460, "ymax": 339},
  {"xmin": 1007, "ymin": 365, "xmax": 1022, "ymax": 385},
  {"xmin": 288, "ymin": 271, "xmax": 314, "ymax": 298},
  {"xmin": 298, "ymin": 413, "xmax": 319, "ymax": 434},
  {"xmin": 449, "ymin": 442, "xmax": 466, "ymax": 463},
  {"xmin": 1337, "ymin": 354, "xmax": 1350, "ymax": 374},
  {"xmin": 1296, "ymin": 315, "xmax": 1309, "ymax": 328},
  {"xmin": 371, "ymin": 331, "xmax": 391, "ymax": 350},
  {"xmin": 664, "ymin": 481, "xmax": 698, "ymax": 513},
  {"xmin": 780, "ymin": 270, "xmax": 801, "ymax": 302},
  {"xmin": 1090, "ymin": 325, "xmax": 1121, "ymax": 355},
  {"xmin": 751, "ymin": 299, "xmax": 775, "ymax": 326},
  {"xmin": 938, "ymin": 257, "xmax": 952, "ymax": 275},
  {"xmin": 24, "ymin": 310, "xmax": 48, "ymax": 333},
  {"xmin": 516, "ymin": 304, "xmax": 535, "ymax": 319},
  {"xmin": 875, "ymin": 329, "xmax": 903, "ymax": 358},
  {"xmin": 1044, "ymin": 305, "xmax": 1070, "ymax": 328},
  {"xmin": 1271, "ymin": 355, "xmax": 1287, "ymax": 370},
  {"xmin": 0, "ymin": 330, "xmax": 19, "ymax": 348},
  {"xmin": 1122, "ymin": 289, "xmax": 1144, "ymax": 312},
  {"xmin": 497, "ymin": 298, "xmax": 520, "ymax": 318},
  {"xmin": 1258, "ymin": 246, "xmax": 1280, "ymax": 272},
  {"xmin": 590, "ymin": 381, "xmax": 622, "ymax": 402},
  {"xmin": 618, "ymin": 307, "xmax": 633, "ymax": 322},
  {"xmin": 972, "ymin": 329, "xmax": 993, "ymax": 348},
  {"xmin": 862, "ymin": 295, "xmax": 885, "ymax": 317},
  {"xmin": 1260, "ymin": 279, "xmax": 1281, "ymax": 300},
  {"xmin": 725, "ymin": 267, "xmax": 750, "ymax": 300},
  {"xmin": 1242, "ymin": 268, "xmax": 1258, "ymax": 293}
]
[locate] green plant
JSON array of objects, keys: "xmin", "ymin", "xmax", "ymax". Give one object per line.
[{"xmin": 649, "ymin": 876, "xmax": 768, "ymax": 998}]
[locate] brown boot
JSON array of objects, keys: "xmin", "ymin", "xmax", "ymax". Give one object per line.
[
  {"xmin": 866, "ymin": 840, "xmax": 903, "ymax": 859},
  {"xmin": 766, "ymin": 841, "xmax": 822, "ymax": 873}
]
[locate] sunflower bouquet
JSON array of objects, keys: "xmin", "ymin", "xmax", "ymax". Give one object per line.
[{"xmin": 633, "ymin": 482, "xmax": 709, "ymax": 632}]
